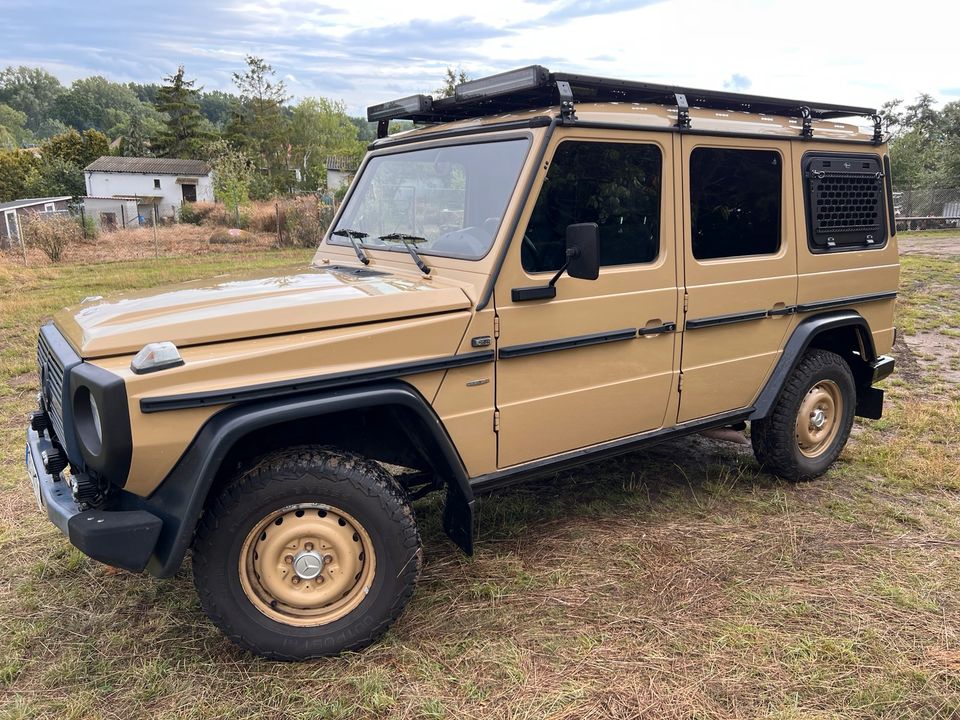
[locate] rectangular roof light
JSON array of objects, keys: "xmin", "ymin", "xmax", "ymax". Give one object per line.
[
  {"xmin": 367, "ymin": 94, "xmax": 433, "ymax": 121},
  {"xmin": 455, "ymin": 65, "xmax": 550, "ymax": 102}
]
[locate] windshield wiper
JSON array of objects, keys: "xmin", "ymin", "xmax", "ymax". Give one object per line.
[
  {"xmin": 379, "ymin": 233, "xmax": 431, "ymax": 275},
  {"xmin": 331, "ymin": 228, "xmax": 370, "ymax": 265}
]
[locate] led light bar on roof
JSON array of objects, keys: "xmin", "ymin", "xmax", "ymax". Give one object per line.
[
  {"xmin": 454, "ymin": 65, "xmax": 550, "ymax": 102},
  {"xmin": 367, "ymin": 94, "xmax": 433, "ymax": 122}
]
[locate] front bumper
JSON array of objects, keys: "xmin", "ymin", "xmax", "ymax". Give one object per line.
[{"xmin": 26, "ymin": 426, "xmax": 162, "ymax": 573}]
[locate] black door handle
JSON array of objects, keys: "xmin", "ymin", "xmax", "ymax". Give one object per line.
[{"xmin": 638, "ymin": 322, "xmax": 676, "ymax": 336}]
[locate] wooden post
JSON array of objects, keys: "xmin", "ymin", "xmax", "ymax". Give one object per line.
[
  {"xmin": 276, "ymin": 202, "xmax": 282, "ymax": 245},
  {"xmin": 153, "ymin": 204, "xmax": 159, "ymax": 258}
]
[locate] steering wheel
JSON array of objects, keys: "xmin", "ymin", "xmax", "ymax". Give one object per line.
[{"xmin": 521, "ymin": 234, "xmax": 543, "ymax": 270}]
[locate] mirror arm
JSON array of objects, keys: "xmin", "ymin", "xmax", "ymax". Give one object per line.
[
  {"xmin": 547, "ymin": 247, "xmax": 580, "ymax": 287},
  {"xmin": 512, "ymin": 248, "xmax": 581, "ymax": 302}
]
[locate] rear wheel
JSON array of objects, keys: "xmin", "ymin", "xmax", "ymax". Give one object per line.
[
  {"xmin": 192, "ymin": 447, "xmax": 421, "ymax": 659},
  {"xmin": 751, "ymin": 349, "xmax": 856, "ymax": 481}
]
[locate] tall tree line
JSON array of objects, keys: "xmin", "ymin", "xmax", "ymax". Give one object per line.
[{"xmin": 0, "ymin": 58, "xmax": 380, "ymax": 203}]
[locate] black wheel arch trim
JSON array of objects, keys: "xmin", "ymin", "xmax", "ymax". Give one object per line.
[
  {"xmin": 124, "ymin": 382, "xmax": 474, "ymax": 577},
  {"xmin": 750, "ymin": 310, "xmax": 879, "ymax": 421}
]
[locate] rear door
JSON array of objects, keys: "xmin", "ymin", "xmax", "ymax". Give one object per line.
[
  {"xmin": 678, "ymin": 137, "xmax": 798, "ymax": 422},
  {"xmin": 494, "ymin": 129, "xmax": 680, "ymax": 467}
]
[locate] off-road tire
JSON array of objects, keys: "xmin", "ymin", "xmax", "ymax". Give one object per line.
[
  {"xmin": 751, "ymin": 349, "xmax": 856, "ymax": 482},
  {"xmin": 192, "ymin": 446, "xmax": 421, "ymax": 660}
]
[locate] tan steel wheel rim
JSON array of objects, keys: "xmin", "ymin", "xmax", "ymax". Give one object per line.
[
  {"xmin": 795, "ymin": 379, "xmax": 842, "ymax": 458},
  {"xmin": 238, "ymin": 503, "xmax": 375, "ymax": 627}
]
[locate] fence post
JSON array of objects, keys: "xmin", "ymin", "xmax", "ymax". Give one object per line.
[
  {"xmin": 80, "ymin": 206, "xmax": 88, "ymax": 240},
  {"xmin": 153, "ymin": 204, "xmax": 159, "ymax": 258},
  {"xmin": 276, "ymin": 202, "xmax": 282, "ymax": 246}
]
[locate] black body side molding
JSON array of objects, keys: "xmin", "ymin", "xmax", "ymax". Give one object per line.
[
  {"xmin": 750, "ymin": 310, "xmax": 878, "ymax": 420},
  {"xmin": 125, "ymin": 382, "xmax": 473, "ymax": 577}
]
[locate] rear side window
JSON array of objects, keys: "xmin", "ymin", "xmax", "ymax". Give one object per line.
[
  {"xmin": 689, "ymin": 148, "xmax": 782, "ymax": 260},
  {"xmin": 804, "ymin": 153, "xmax": 887, "ymax": 251},
  {"xmin": 523, "ymin": 141, "xmax": 662, "ymax": 273}
]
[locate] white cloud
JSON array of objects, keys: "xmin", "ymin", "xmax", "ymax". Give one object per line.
[{"xmin": 7, "ymin": 0, "xmax": 955, "ymax": 117}]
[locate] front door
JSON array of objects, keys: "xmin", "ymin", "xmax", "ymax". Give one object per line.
[
  {"xmin": 677, "ymin": 137, "xmax": 798, "ymax": 421},
  {"xmin": 495, "ymin": 130, "xmax": 680, "ymax": 468},
  {"xmin": 182, "ymin": 184, "xmax": 197, "ymax": 203}
]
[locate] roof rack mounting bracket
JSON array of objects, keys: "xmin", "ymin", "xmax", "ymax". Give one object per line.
[
  {"xmin": 872, "ymin": 114, "xmax": 883, "ymax": 144},
  {"xmin": 675, "ymin": 93, "xmax": 690, "ymax": 129},
  {"xmin": 800, "ymin": 106, "xmax": 813, "ymax": 138},
  {"xmin": 557, "ymin": 80, "xmax": 576, "ymax": 124},
  {"xmin": 376, "ymin": 119, "xmax": 389, "ymax": 139}
]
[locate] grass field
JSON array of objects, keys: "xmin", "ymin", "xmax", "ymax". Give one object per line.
[{"xmin": 1, "ymin": 240, "xmax": 958, "ymax": 719}]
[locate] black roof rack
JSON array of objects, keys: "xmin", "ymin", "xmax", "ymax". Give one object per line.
[{"xmin": 367, "ymin": 65, "xmax": 881, "ymax": 140}]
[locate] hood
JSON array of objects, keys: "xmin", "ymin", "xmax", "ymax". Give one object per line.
[{"xmin": 55, "ymin": 264, "xmax": 472, "ymax": 358}]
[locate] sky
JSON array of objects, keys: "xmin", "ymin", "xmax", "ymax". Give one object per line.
[{"xmin": 2, "ymin": 0, "xmax": 958, "ymax": 117}]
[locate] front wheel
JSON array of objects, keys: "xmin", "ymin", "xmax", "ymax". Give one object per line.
[
  {"xmin": 751, "ymin": 349, "xmax": 856, "ymax": 481},
  {"xmin": 192, "ymin": 447, "xmax": 421, "ymax": 660}
]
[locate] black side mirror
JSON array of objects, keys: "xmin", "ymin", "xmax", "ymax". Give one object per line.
[
  {"xmin": 511, "ymin": 222, "xmax": 601, "ymax": 302},
  {"xmin": 565, "ymin": 222, "xmax": 599, "ymax": 280}
]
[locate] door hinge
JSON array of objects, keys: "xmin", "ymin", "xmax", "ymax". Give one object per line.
[
  {"xmin": 683, "ymin": 292, "xmax": 689, "ymax": 313},
  {"xmin": 493, "ymin": 409, "xmax": 500, "ymax": 432},
  {"xmin": 493, "ymin": 315, "xmax": 500, "ymax": 338},
  {"xmin": 678, "ymin": 374, "xmax": 684, "ymax": 393}
]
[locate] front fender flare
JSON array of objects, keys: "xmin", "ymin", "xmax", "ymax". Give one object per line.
[{"xmin": 125, "ymin": 382, "xmax": 474, "ymax": 577}]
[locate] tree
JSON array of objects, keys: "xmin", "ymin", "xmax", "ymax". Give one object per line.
[
  {"xmin": 435, "ymin": 66, "xmax": 468, "ymax": 98},
  {"xmin": 229, "ymin": 56, "xmax": 290, "ymax": 179},
  {"xmin": 28, "ymin": 156, "xmax": 85, "ymax": 198},
  {"xmin": 41, "ymin": 129, "xmax": 110, "ymax": 169},
  {"xmin": 0, "ymin": 66, "xmax": 65, "ymax": 133},
  {"xmin": 207, "ymin": 139, "xmax": 254, "ymax": 224},
  {"xmin": 0, "ymin": 149, "xmax": 40, "ymax": 202},
  {"xmin": 0, "ymin": 104, "xmax": 33, "ymax": 148},
  {"xmin": 153, "ymin": 66, "xmax": 212, "ymax": 158},
  {"xmin": 289, "ymin": 98, "xmax": 363, "ymax": 190},
  {"xmin": 883, "ymin": 94, "xmax": 960, "ymax": 189},
  {"xmin": 199, "ymin": 90, "xmax": 236, "ymax": 129},
  {"xmin": 53, "ymin": 76, "xmax": 163, "ymax": 138}
]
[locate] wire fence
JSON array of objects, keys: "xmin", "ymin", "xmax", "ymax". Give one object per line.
[{"xmin": 893, "ymin": 187, "xmax": 960, "ymax": 230}]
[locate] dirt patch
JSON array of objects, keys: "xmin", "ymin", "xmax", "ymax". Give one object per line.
[
  {"xmin": 899, "ymin": 234, "xmax": 960, "ymax": 257},
  {"xmin": 902, "ymin": 330, "xmax": 960, "ymax": 385}
]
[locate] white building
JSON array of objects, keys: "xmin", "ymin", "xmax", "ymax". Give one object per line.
[
  {"xmin": 325, "ymin": 156, "xmax": 357, "ymax": 193},
  {"xmin": 83, "ymin": 157, "xmax": 214, "ymax": 224}
]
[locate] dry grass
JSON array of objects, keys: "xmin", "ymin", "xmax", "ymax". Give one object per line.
[
  {"xmin": 1, "ymin": 223, "xmax": 282, "ymax": 267},
  {"xmin": 0, "ymin": 241, "xmax": 958, "ymax": 718}
]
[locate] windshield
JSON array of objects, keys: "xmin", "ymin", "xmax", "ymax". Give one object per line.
[{"xmin": 329, "ymin": 138, "xmax": 530, "ymax": 261}]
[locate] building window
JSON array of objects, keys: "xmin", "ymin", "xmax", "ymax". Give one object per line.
[
  {"xmin": 43, "ymin": 203, "xmax": 56, "ymax": 212},
  {"xmin": 689, "ymin": 148, "xmax": 782, "ymax": 260},
  {"xmin": 154, "ymin": 179, "xmax": 161, "ymax": 189},
  {"xmin": 523, "ymin": 141, "xmax": 662, "ymax": 273}
]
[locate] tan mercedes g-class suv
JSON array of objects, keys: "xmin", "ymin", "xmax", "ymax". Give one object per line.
[{"xmin": 25, "ymin": 67, "xmax": 897, "ymax": 659}]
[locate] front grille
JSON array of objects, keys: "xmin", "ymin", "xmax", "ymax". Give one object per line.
[{"xmin": 37, "ymin": 330, "xmax": 67, "ymax": 441}]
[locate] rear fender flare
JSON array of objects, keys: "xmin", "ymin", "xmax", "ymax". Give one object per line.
[
  {"xmin": 129, "ymin": 382, "xmax": 473, "ymax": 577},
  {"xmin": 750, "ymin": 310, "xmax": 876, "ymax": 420}
]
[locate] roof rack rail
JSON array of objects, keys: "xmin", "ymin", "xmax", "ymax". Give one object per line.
[{"xmin": 367, "ymin": 65, "xmax": 879, "ymax": 140}]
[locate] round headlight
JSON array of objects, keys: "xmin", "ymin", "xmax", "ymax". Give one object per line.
[{"xmin": 75, "ymin": 386, "xmax": 103, "ymax": 456}]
